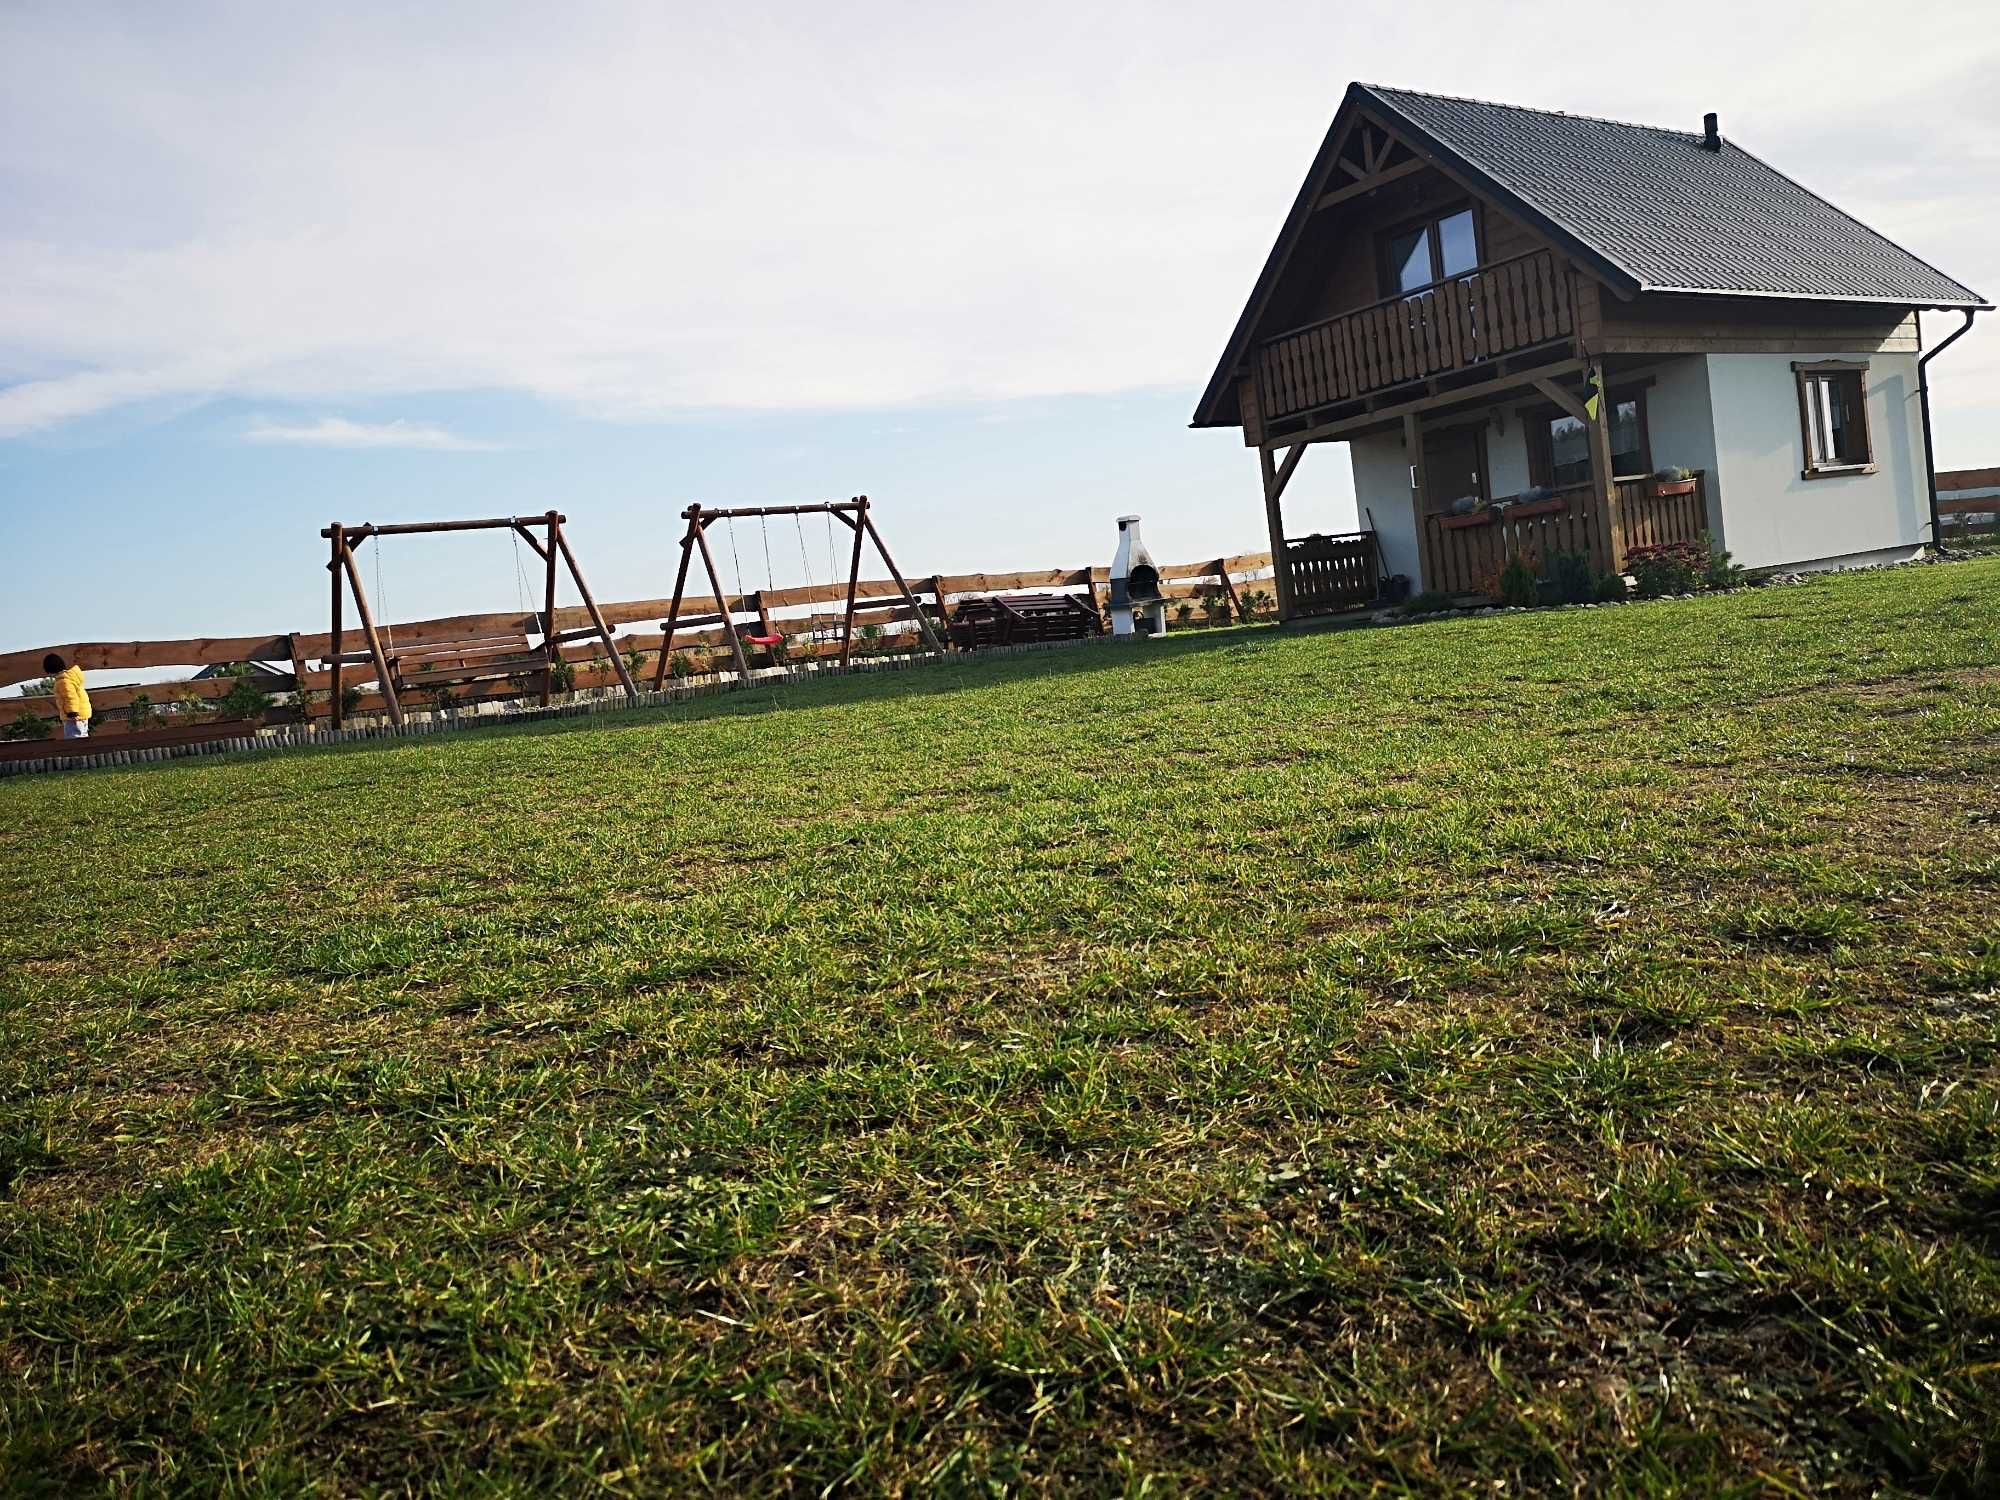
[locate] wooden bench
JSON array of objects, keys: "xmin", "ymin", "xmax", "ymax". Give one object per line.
[{"xmin": 949, "ymin": 593, "xmax": 1103, "ymax": 649}]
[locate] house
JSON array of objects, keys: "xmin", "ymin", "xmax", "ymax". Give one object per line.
[{"xmin": 1194, "ymin": 84, "xmax": 1989, "ymax": 616}]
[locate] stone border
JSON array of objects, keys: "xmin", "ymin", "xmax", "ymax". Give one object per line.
[{"xmin": 0, "ymin": 633, "xmax": 1140, "ymax": 778}]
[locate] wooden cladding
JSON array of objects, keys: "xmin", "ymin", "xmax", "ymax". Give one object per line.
[
  {"xmin": 1257, "ymin": 249, "xmax": 1576, "ymax": 424},
  {"xmin": 1281, "ymin": 532, "xmax": 1380, "ymax": 617}
]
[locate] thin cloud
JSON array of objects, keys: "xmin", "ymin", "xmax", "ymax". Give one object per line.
[
  {"xmin": 0, "ymin": 2, "xmax": 1993, "ymax": 458},
  {"xmin": 241, "ymin": 416, "xmax": 501, "ymax": 451}
]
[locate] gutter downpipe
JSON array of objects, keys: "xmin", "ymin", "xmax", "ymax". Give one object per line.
[{"xmin": 1919, "ymin": 308, "xmax": 1978, "ymax": 554}]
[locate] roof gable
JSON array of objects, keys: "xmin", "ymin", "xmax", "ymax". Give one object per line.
[{"xmin": 1194, "ymin": 83, "xmax": 1988, "ymax": 428}]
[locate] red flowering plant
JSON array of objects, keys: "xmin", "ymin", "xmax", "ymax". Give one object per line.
[{"xmin": 1625, "ymin": 540, "xmax": 1709, "ymax": 598}]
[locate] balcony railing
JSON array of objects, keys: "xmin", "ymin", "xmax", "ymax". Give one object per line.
[{"xmin": 1257, "ymin": 248, "xmax": 1576, "ymax": 424}]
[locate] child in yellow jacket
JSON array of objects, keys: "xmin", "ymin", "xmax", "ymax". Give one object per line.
[{"xmin": 44, "ymin": 653, "xmax": 91, "ymax": 738}]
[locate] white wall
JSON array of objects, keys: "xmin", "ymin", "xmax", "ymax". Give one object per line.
[
  {"xmin": 1640, "ymin": 355, "xmax": 1723, "ymax": 535},
  {"xmin": 1703, "ymin": 351, "xmax": 1927, "ymax": 570},
  {"xmin": 1349, "ymin": 431, "xmax": 1425, "ymax": 589}
]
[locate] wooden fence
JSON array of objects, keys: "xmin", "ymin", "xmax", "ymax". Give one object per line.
[
  {"xmin": 1281, "ymin": 532, "xmax": 1379, "ymax": 616},
  {"xmin": 1939, "ymin": 468, "xmax": 2000, "ymax": 545},
  {"xmin": 2, "ymin": 549, "xmax": 1275, "ymax": 739}
]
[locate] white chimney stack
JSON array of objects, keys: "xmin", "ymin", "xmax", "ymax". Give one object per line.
[{"xmin": 1107, "ymin": 515, "xmax": 1167, "ymax": 636}]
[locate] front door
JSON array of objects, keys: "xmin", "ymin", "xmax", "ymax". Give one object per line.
[{"xmin": 1421, "ymin": 423, "xmax": 1487, "ymax": 514}]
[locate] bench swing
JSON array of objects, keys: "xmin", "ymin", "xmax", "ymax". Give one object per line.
[
  {"xmin": 652, "ymin": 496, "xmax": 945, "ymax": 686},
  {"xmin": 321, "ymin": 511, "xmax": 638, "ymax": 730}
]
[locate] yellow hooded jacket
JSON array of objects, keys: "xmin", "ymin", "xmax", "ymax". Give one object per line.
[{"xmin": 52, "ymin": 666, "xmax": 90, "ymax": 721}]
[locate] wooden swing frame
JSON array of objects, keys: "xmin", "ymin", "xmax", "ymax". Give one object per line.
[
  {"xmin": 322, "ymin": 511, "xmax": 638, "ymax": 730},
  {"xmin": 651, "ymin": 496, "xmax": 944, "ymax": 687}
]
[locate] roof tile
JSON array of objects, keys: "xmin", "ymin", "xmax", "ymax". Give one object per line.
[{"xmin": 1362, "ymin": 85, "xmax": 1985, "ymax": 308}]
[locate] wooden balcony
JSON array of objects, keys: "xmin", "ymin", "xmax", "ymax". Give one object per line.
[
  {"xmin": 1257, "ymin": 248, "xmax": 1577, "ymax": 425},
  {"xmin": 1421, "ymin": 473, "xmax": 1711, "ymax": 596}
]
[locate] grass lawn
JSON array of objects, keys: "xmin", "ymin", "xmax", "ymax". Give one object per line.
[{"xmin": 5, "ymin": 558, "xmax": 1999, "ymax": 1495}]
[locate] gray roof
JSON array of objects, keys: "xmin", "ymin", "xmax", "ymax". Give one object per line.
[
  {"xmin": 1193, "ymin": 84, "xmax": 1987, "ymax": 428},
  {"xmin": 1361, "ymin": 84, "xmax": 1986, "ymax": 309}
]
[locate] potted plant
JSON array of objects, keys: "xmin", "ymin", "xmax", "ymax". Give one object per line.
[{"xmin": 1647, "ymin": 466, "xmax": 1697, "ymax": 498}]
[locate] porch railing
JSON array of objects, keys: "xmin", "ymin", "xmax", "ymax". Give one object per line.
[
  {"xmin": 1618, "ymin": 475, "xmax": 1710, "ymax": 553},
  {"xmin": 1419, "ymin": 473, "xmax": 1710, "ymax": 597},
  {"xmin": 1281, "ymin": 530, "xmax": 1379, "ymax": 617},
  {"xmin": 1257, "ymin": 248, "xmax": 1576, "ymax": 424}
]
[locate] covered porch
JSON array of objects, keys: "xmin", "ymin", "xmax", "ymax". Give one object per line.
[{"xmin": 1255, "ymin": 352, "xmax": 1714, "ymax": 617}]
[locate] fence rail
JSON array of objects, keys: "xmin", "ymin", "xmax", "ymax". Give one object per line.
[
  {"xmin": 1938, "ymin": 468, "xmax": 2000, "ymax": 545},
  {"xmin": 3, "ymin": 547, "xmax": 1275, "ymax": 738}
]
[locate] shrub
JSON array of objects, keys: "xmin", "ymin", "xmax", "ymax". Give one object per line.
[
  {"xmin": 1398, "ymin": 590, "xmax": 1456, "ymax": 617},
  {"xmin": 1702, "ymin": 538, "xmax": 1745, "ymax": 591},
  {"xmin": 126, "ymin": 693, "xmax": 157, "ymax": 731},
  {"xmin": 1594, "ymin": 573, "xmax": 1629, "ymax": 603},
  {"xmin": 669, "ymin": 653, "xmax": 695, "ymax": 680},
  {"xmin": 1626, "ymin": 540, "xmax": 1709, "ymax": 598},
  {"xmin": 548, "ymin": 658, "xmax": 576, "ymax": 694},
  {"xmin": 340, "ymin": 685, "xmax": 364, "ymax": 717},
  {"xmin": 2, "ymin": 712, "xmax": 55, "ymax": 741},
  {"xmin": 1541, "ymin": 550, "xmax": 1596, "ymax": 606},
  {"xmin": 1174, "ymin": 602, "xmax": 1195, "ymax": 627},
  {"xmin": 1497, "ymin": 555, "xmax": 1540, "ymax": 608},
  {"xmin": 216, "ymin": 671, "xmax": 273, "ymax": 722},
  {"xmin": 859, "ymin": 623, "xmax": 883, "ymax": 654},
  {"xmin": 623, "ymin": 647, "xmax": 647, "ymax": 679}
]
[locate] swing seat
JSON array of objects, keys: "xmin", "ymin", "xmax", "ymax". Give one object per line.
[{"xmin": 740, "ymin": 632, "xmax": 785, "ymax": 648}]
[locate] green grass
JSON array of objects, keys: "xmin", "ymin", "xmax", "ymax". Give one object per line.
[{"xmin": 4, "ymin": 559, "xmax": 2000, "ymax": 1495}]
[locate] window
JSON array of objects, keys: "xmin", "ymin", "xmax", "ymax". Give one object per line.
[
  {"xmin": 1380, "ymin": 206, "xmax": 1480, "ymax": 296},
  {"xmin": 1527, "ymin": 387, "xmax": 1651, "ymax": 488},
  {"xmin": 1795, "ymin": 361, "xmax": 1874, "ymax": 477}
]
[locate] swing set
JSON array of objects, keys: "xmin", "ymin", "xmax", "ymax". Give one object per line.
[
  {"xmin": 652, "ymin": 496, "xmax": 943, "ymax": 686},
  {"xmin": 322, "ymin": 511, "xmax": 637, "ymax": 730}
]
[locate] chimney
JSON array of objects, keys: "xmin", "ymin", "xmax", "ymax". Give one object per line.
[{"xmin": 1700, "ymin": 112, "xmax": 1721, "ymax": 151}]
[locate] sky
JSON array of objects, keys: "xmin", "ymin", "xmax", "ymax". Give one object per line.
[{"xmin": 3, "ymin": 0, "xmax": 1997, "ymax": 657}]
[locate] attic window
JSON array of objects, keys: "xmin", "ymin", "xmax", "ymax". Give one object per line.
[
  {"xmin": 1381, "ymin": 206, "xmax": 1480, "ymax": 296},
  {"xmin": 1794, "ymin": 361, "xmax": 1875, "ymax": 478}
]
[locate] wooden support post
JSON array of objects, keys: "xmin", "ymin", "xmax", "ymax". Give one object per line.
[
  {"xmin": 691, "ymin": 515, "xmax": 752, "ymax": 682},
  {"xmin": 924, "ymin": 576, "xmax": 956, "ymax": 652},
  {"xmin": 286, "ymin": 632, "xmax": 314, "ymax": 725},
  {"xmin": 1217, "ymin": 561, "xmax": 1245, "ymax": 624},
  {"xmin": 1585, "ymin": 364, "xmax": 1627, "ymax": 575},
  {"xmin": 838, "ymin": 500, "xmax": 867, "ymax": 667},
  {"xmin": 554, "ymin": 520, "xmax": 639, "ymax": 702},
  {"xmin": 337, "ymin": 535, "xmax": 404, "ymax": 728},
  {"xmin": 328, "ymin": 524, "xmax": 345, "ymax": 729},
  {"xmin": 861, "ymin": 499, "xmax": 944, "ymax": 655},
  {"xmin": 653, "ymin": 532, "xmax": 696, "ymax": 689},
  {"xmin": 539, "ymin": 509, "xmax": 560, "ymax": 706},
  {"xmin": 1260, "ymin": 443, "xmax": 1305, "ymax": 621}
]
